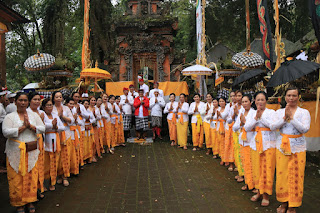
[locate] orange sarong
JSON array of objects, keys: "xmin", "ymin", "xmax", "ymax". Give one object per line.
[
  {"xmin": 241, "ymin": 146, "xmax": 254, "ymax": 190},
  {"xmin": 7, "ymin": 156, "xmax": 38, "ymax": 207},
  {"xmin": 168, "ymin": 119, "xmax": 177, "ymax": 142},
  {"xmin": 223, "ymin": 122, "xmax": 234, "ymax": 163},
  {"xmin": 258, "ymin": 148, "xmax": 276, "ymax": 195},
  {"xmin": 276, "ymin": 149, "xmax": 306, "ymax": 207}
]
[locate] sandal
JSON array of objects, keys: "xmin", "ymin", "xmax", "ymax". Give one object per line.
[
  {"xmin": 49, "ymin": 185, "xmax": 55, "ymax": 191},
  {"xmin": 225, "ymin": 162, "xmax": 229, "ymax": 166},
  {"xmin": 63, "ymin": 179, "xmax": 69, "ymax": 187},
  {"xmin": 183, "ymin": 146, "xmax": 188, "ymax": 150},
  {"xmin": 220, "ymin": 161, "xmax": 224, "ymax": 166},
  {"xmin": 235, "ymin": 175, "xmax": 239, "ymax": 180},
  {"xmin": 286, "ymin": 207, "xmax": 296, "ymax": 213},
  {"xmin": 252, "ymin": 189, "xmax": 258, "ymax": 193},
  {"xmin": 16, "ymin": 207, "xmax": 25, "ymax": 213},
  {"xmin": 212, "ymin": 155, "xmax": 217, "ymax": 159},
  {"xmin": 241, "ymin": 185, "xmax": 248, "ymax": 191},
  {"xmin": 261, "ymin": 198, "xmax": 270, "ymax": 207},
  {"xmin": 237, "ymin": 177, "xmax": 244, "ymax": 182},
  {"xmin": 277, "ymin": 204, "xmax": 288, "ymax": 213},
  {"xmin": 28, "ymin": 205, "xmax": 35, "ymax": 213},
  {"xmin": 234, "ymin": 167, "xmax": 238, "ymax": 172},
  {"xmin": 192, "ymin": 147, "xmax": 197, "ymax": 151},
  {"xmin": 228, "ymin": 166, "xmax": 234, "ymax": 172},
  {"xmin": 56, "ymin": 178, "xmax": 62, "ymax": 184},
  {"xmin": 250, "ymin": 194, "xmax": 261, "ymax": 202},
  {"xmin": 171, "ymin": 142, "xmax": 175, "ymax": 146}
]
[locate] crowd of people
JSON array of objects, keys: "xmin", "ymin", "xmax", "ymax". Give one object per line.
[{"xmin": 0, "ymin": 80, "xmax": 311, "ymax": 213}]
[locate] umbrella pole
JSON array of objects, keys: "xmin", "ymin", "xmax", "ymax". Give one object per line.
[{"xmin": 245, "ymin": 0, "xmax": 251, "ymax": 54}]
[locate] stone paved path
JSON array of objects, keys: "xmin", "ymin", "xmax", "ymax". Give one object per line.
[{"xmin": 1, "ymin": 142, "xmax": 320, "ymax": 213}]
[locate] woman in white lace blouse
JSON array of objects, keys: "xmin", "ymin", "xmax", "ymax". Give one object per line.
[
  {"xmin": 3, "ymin": 92, "xmax": 45, "ymax": 213},
  {"xmin": 270, "ymin": 87, "xmax": 311, "ymax": 213},
  {"xmin": 244, "ymin": 91, "xmax": 276, "ymax": 207}
]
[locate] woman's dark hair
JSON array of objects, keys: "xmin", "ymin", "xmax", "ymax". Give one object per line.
[
  {"xmin": 280, "ymin": 86, "xmax": 300, "ymax": 108},
  {"xmin": 41, "ymin": 98, "xmax": 52, "ymax": 111},
  {"xmin": 212, "ymin": 98, "xmax": 219, "ymax": 102},
  {"xmin": 206, "ymin": 93, "xmax": 214, "ymax": 99},
  {"xmin": 242, "ymin": 94, "xmax": 254, "ymax": 109},
  {"xmin": 193, "ymin": 93, "xmax": 200, "ymax": 98},
  {"xmin": 115, "ymin": 96, "xmax": 120, "ymax": 100},
  {"xmin": 285, "ymin": 86, "xmax": 300, "ymax": 96},
  {"xmin": 65, "ymin": 97, "xmax": 74, "ymax": 104},
  {"xmin": 96, "ymin": 96, "xmax": 102, "ymax": 101},
  {"xmin": 218, "ymin": 97, "xmax": 227, "ymax": 104},
  {"xmin": 254, "ymin": 91, "xmax": 268, "ymax": 100},
  {"xmin": 51, "ymin": 91, "xmax": 62, "ymax": 105},
  {"xmin": 82, "ymin": 99, "xmax": 89, "ymax": 105},
  {"xmin": 27, "ymin": 91, "xmax": 40, "ymax": 102},
  {"xmin": 235, "ymin": 90, "xmax": 243, "ymax": 95},
  {"xmin": 109, "ymin": 95, "xmax": 115, "ymax": 100},
  {"xmin": 15, "ymin": 92, "xmax": 28, "ymax": 101},
  {"xmin": 180, "ymin": 93, "xmax": 186, "ymax": 98},
  {"xmin": 169, "ymin": 93, "xmax": 176, "ymax": 97},
  {"xmin": 71, "ymin": 92, "xmax": 80, "ymax": 98},
  {"xmin": 88, "ymin": 96, "xmax": 96, "ymax": 102}
]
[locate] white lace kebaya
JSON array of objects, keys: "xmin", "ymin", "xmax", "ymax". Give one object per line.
[
  {"xmin": 3, "ymin": 111, "xmax": 45, "ymax": 173},
  {"xmin": 270, "ymin": 107, "xmax": 311, "ymax": 154},
  {"xmin": 244, "ymin": 108, "xmax": 276, "ymax": 151}
]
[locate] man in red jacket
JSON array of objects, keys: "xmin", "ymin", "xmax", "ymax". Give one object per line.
[{"xmin": 133, "ymin": 89, "xmax": 150, "ymax": 140}]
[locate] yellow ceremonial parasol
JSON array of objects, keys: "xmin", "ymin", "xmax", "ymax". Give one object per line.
[
  {"xmin": 80, "ymin": 61, "xmax": 111, "ymax": 80},
  {"xmin": 78, "ymin": 61, "xmax": 111, "ymax": 93}
]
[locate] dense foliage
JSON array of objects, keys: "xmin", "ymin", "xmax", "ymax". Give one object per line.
[{"xmin": 2, "ymin": 0, "xmax": 314, "ymax": 90}]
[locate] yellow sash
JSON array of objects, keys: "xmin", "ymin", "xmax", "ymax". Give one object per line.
[
  {"xmin": 169, "ymin": 112, "xmax": 177, "ymax": 125},
  {"xmin": 195, "ymin": 114, "xmax": 203, "ymax": 133},
  {"xmin": 37, "ymin": 133, "xmax": 44, "ymax": 152},
  {"xmin": 255, "ymin": 127, "xmax": 271, "ymax": 153},
  {"xmin": 280, "ymin": 133, "xmax": 303, "ymax": 155},
  {"xmin": 177, "ymin": 112, "xmax": 187, "ymax": 124},
  {"xmin": 11, "ymin": 139, "xmax": 27, "ymax": 176},
  {"xmin": 70, "ymin": 126, "xmax": 80, "ymax": 149},
  {"xmin": 218, "ymin": 119, "xmax": 225, "ymax": 134}
]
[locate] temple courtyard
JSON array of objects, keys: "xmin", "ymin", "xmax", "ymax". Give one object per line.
[{"xmin": 1, "ymin": 142, "xmax": 320, "ymax": 213}]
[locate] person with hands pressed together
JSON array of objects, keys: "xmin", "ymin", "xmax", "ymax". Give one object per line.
[
  {"xmin": 270, "ymin": 87, "xmax": 311, "ymax": 213},
  {"xmin": 210, "ymin": 98, "xmax": 220, "ymax": 158},
  {"xmin": 224, "ymin": 91, "xmax": 237, "ymax": 171},
  {"xmin": 244, "ymin": 91, "xmax": 276, "ymax": 207},
  {"xmin": 150, "ymin": 90, "xmax": 165, "ymax": 140},
  {"xmin": 164, "ymin": 93, "xmax": 178, "ymax": 146},
  {"xmin": 120, "ymin": 88, "xmax": 134, "ymax": 141},
  {"xmin": 3, "ymin": 92, "xmax": 45, "ymax": 213},
  {"xmin": 133, "ymin": 89, "xmax": 150, "ymax": 140},
  {"xmin": 176, "ymin": 93, "xmax": 189, "ymax": 150},
  {"xmin": 42, "ymin": 98, "xmax": 65, "ymax": 192},
  {"xmin": 52, "ymin": 91, "xmax": 74, "ymax": 187},
  {"xmin": 188, "ymin": 93, "xmax": 205, "ymax": 151},
  {"xmin": 216, "ymin": 98, "xmax": 229, "ymax": 165},
  {"xmin": 200, "ymin": 93, "xmax": 214, "ymax": 155},
  {"xmin": 233, "ymin": 94, "xmax": 255, "ymax": 190}
]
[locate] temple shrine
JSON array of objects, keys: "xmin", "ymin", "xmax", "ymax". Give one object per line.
[{"xmin": 112, "ymin": 0, "xmax": 183, "ymax": 84}]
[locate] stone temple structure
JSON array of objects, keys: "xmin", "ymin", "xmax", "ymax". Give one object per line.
[{"xmin": 112, "ymin": 0, "xmax": 183, "ymax": 83}]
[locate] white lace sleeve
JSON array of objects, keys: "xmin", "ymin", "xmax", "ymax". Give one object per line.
[
  {"xmin": 2, "ymin": 114, "xmax": 19, "ymax": 138},
  {"xmin": 290, "ymin": 109, "xmax": 311, "ymax": 134}
]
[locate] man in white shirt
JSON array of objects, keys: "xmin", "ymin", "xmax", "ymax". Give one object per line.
[
  {"xmin": 149, "ymin": 81, "xmax": 164, "ymax": 98},
  {"xmin": 5, "ymin": 93, "xmax": 17, "ymax": 114},
  {"xmin": 139, "ymin": 79, "xmax": 149, "ymax": 97},
  {"xmin": 128, "ymin": 84, "xmax": 139, "ymax": 98},
  {"xmin": 0, "ymin": 90, "xmax": 7, "ymax": 172},
  {"xmin": 120, "ymin": 87, "xmax": 134, "ymax": 140},
  {"xmin": 149, "ymin": 90, "xmax": 165, "ymax": 140}
]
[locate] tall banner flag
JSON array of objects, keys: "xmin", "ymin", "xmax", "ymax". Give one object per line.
[
  {"xmin": 196, "ymin": 0, "xmax": 202, "ymax": 62},
  {"xmin": 82, "ymin": 0, "xmax": 91, "ymax": 70},
  {"xmin": 309, "ymin": 0, "xmax": 320, "ymax": 43},
  {"xmin": 257, "ymin": 0, "xmax": 274, "ymax": 71}
]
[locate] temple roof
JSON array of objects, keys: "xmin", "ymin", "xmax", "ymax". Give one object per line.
[{"xmin": 0, "ymin": 2, "xmax": 30, "ymax": 24}]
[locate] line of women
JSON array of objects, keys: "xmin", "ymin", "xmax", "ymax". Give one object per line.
[
  {"xmin": 164, "ymin": 87, "xmax": 310, "ymax": 213},
  {"xmin": 3, "ymin": 91, "xmax": 126, "ymax": 213}
]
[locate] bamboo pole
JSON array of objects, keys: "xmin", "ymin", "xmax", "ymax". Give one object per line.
[{"xmin": 245, "ymin": 0, "xmax": 251, "ymax": 54}]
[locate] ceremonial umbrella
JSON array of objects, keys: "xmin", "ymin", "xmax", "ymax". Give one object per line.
[
  {"xmin": 80, "ymin": 62, "xmax": 111, "ymax": 80},
  {"xmin": 79, "ymin": 61, "xmax": 111, "ymax": 93},
  {"xmin": 232, "ymin": 51, "xmax": 264, "ymax": 70},
  {"xmin": 181, "ymin": 65, "xmax": 213, "ymax": 76},
  {"xmin": 232, "ymin": 69, "xmax": 265, "ymax": 86},
  {"xmin": 266, "ymin": 60, "xmax": 320, "ymax": 87},
  {"xmin": 24, "ymin": 50, "xmax": 55, "ymax": 72}
]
